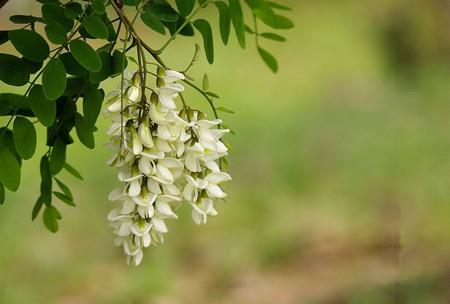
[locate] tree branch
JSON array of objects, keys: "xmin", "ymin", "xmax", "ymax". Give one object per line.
[{"xmin": 0, "ymin": 0, "xmax": 10, "ymax": 10}]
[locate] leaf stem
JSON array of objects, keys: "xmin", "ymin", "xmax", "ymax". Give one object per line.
[
  {"xmin": 156, "ymin": 0, "xmax": 211, "ymax": 54},
  {"xmin": 182, "ymin": 79, "xmax": 218, "ymax": 120}
]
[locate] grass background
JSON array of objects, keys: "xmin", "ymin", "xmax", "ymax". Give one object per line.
[{"xmin": 1, "ymin": 0, "xmax": 450, "ymax": 303}]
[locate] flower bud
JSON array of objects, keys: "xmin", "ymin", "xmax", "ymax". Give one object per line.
[
  {"xmin": 150, "ymin": 92, "xmax": 159, "ymax": 105},
  {"xmin": 138, "ymin": 117, "xmax": 154, "ymax": 148},
  {"xmin": 156, "ymin": 77, "xmax": 165, "ymax": 88},
  {"xmin": 157, "ymin": 67, "xmax": 166, "ymax": 77}
]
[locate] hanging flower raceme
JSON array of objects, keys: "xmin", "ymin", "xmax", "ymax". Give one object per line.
[{"xmin": 104, "ymin": 67, "xmax": 232, "ymax": 265}]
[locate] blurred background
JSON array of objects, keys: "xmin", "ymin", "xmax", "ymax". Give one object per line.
[{"xmin": 1, "ymin": 0, "xmax": 450, "ymax": 303}]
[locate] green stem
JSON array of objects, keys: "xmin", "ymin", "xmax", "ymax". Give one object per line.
[
  {"xmin": 156, "ymin": 0, "xmax": 211, "ymax": 54},
  {"xmin": 183, "ymin": 79, "xmax": 218, "ymax": 120}
]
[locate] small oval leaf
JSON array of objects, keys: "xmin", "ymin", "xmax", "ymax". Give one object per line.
[
  {"xmin": 9, "ymin": 29, "xmax": 50, "ymax": 62},
  {"xmin": 82, "ymin": 15, "xmax": 108, "ymax": 39},
  {"xmin": 75, "ymin": 113, "xmax": 95, "ymax": 149},
  {"xmin": 0, "ymin": 145, "xmax": 21, "ymax": 191},
  {"xmin": 29, "ymin": 85, "xmax": 56, "ymax": 127},
  {"xmin": 0, "ymin": 53, "xmax": 30, "ymax": 86},
  {"xmin": 43, "ymin": 205, "xmax": 59, "ymax": 233},
  {"xmin": 13, "ymin": 117, "xmax": 37, "ymax": 160},
  {"xmin": 42, "ymin": 58, "xmax": 67, "ymax": 100},
  {"xmin": 70, "ymin": 40, "xmax": 102, "ymax": 72},
  {"xmin": 83, "ymin": 87, "xmax": 104, "ymax": 128},
  {"xmin": 50, "ymin": 138, "xmax": 66, "ymax": 175},
  {"xmin": 45, "ymin": 22, "xmax": 67, "ymax": 44}
]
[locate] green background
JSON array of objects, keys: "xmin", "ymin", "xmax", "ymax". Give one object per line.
[{"xmin": 1, "ymin": 0, "xmax": 449, "ymax": 303}]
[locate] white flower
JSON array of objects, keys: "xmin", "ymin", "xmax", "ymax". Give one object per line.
[
  {"xmin": 106, "ymin": 67, "xmax": 232, "ymax": 266},
  {"xmin": 191, "ymin": 198, "xmax": 218, "ymax": 225},
  {"xmin": 203, "ymin": 172, "xmax": 232, "ymax": 198}
]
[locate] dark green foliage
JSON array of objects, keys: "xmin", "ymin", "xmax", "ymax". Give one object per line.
[
  {"xmin": 82, "ymin": 15, "xmax": 108, "ymax": 39},
  {"xmin": 13, "ymin": 117, "xmax": 36, "ymax": 160},
  {"xmin": 0, "ymin": 54, "xmax": 30, "ymax": 86},
  {"xmin": 42, "ymin": 58, "xmax": 67, "ymax": 100},
  {"xmin": 258, "ymin": 46, "xmax": 278, "ymax": 72},
  {"xmin": 193, "ymin": 19, "xmax": 214, "ymax": 64},
  {"xmin": 29, "ymin": 85, "xmax": 56, "ymax": 127},
  {"xmin": 50, "ymin": 138, "xmax": 66, "ymax": 175},
  {"xmin": 45, "ymin": 22, "xmax": 67, "ymax": 44},
  {"xmin": 75, "ymin": 113, "xmax": 95, "ymax": 149},
  {"xmin": 215, "ymin": 1, "xmax": 231, "ymax": 44},
  {"xmin": 175, "ymin": 0, "xmax": 196, "ymax": 16},
  {"xmin": 70, "ymin": 40, "xmax": 102, "ymax": 72},
  {"xmin": 42, "ymin": 3, "xmax": 74, "ymax": 32},
  {"xmin": 83, "ymin": 87, "xmax": 104, "ymax": 129},
  {"xmin": 0, "ymin": 144, "xmax": 21, "ymax": 191}
]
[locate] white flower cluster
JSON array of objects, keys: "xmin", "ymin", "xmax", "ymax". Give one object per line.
[{"xmin": 104, "ymin": 69, "xmax": 231, "ymax": 266}]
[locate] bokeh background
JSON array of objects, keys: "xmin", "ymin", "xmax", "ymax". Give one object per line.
[{"xmin": 1, "ymin": 0, "xmax": 450, "ymax": 303}]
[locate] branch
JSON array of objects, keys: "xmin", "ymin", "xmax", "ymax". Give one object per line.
[{"xmin": 0, "ymin": 0, "xmax": 9, "ymax": 10}]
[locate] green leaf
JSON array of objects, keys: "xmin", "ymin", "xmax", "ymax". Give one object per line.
[
  {"xmin": 112, "ymin": 50, "xmax": 128, "ymax": 77},
  {"xmin": 42, "ymin": 3, "xmax": 74, "ymax": 32},
  {"xmin": 89, "ymin": 52, "xmax": 112, "ymax": 83},
  {"xmin": 22, "ymin": 58, "xmax": 43, "ymax": 74},
  {"xmin": 83, "ymin": 87, "xmax": 104, "ymax": 128},
  {"xmin": 0, "ymin": 128, "xmax": 22, "ymax": 165},
  {"xmin": 75, "ymin": 113, "xmax": 95, "ymax": 149},
  {"xmin": 29, "ymin": 85, "xmax": 56, "ymax": 127},
  {"xmin": 0, "ymin": 183, "xmax": 4, "ymax": 205},
  {"xmin": 53, "ymin": 191, "xmax": 75, "ymax": 206},
  {"xmin": 82, "ymin": 15, "xmax": 108, "ymax": 39},
  {"xmin": 260, "ymin": 32, "xmax": 286, "ymax": 41},
  {"xmin": 147, "ymin": 4, "xmax": 179, "ymax": 22},
  {"xmin": 54, "ymin": 177, "xmax": 73, "ymax": 200},
  {"xmin": 274, "ymin": 15, "xmax": 294, "ymax": 29},
  {"xmin": 32, "ymin": 196, "xmax": 45, "ymax": 220},
  {"xmin": 64, "ymin": 2, "xmax": 82, "ymax": 19},
  {"xmin": 63, "ymin": 76, "xmax": 86, "ymax": 96},
  {"xmin": 123, "ymin": 0, "xmax": 139, "ymax": 5},
  {"xmin": 0, "ymin": 31, "xmax": 9, "ymax": 45},
  {"xmin": 43, "ymin": 205, "xmax": 59, "ymax": 232},
  {"xmin": 45, "ymin": 22, "xmax": 66, "ymax": 44},
  {"xmin": 8, "ymin": 29, "xmax": 49, "ymax": 62},
  {"xmin": 266, "ymin": 1, "xmax": 292, "ymax": 11},
  {"xmin": 13, "ymin": 117, "xmax": 37, "ymax": 160},
  {"xmin": 202, "ymin": 73, "xmax": 209, "ymax": 90},
  {"xmin": 193, "ymin": 19, "xmax": 214, "ymax": 64},
  {"xmin": 0, "ymin": 54, "xmax": 30, "ymax": 86},
  {"xmin": 0, "ymin": 145, "xmax": 21, "ymax": 191},
  {"xmin": 60, "ymin": 52, "xmax": 87, "ymax": 76},
  {"xmin": 258, "ymin": 47, "xmax": 278, "ymax": 73},
  {"xmin": 215, "ymin": 1, "xmax": 231, "ymax": 45},
  {"xmin": 229, "ymin": 0, "xmax": 246, "ymax": 48},
  {"xmin": 140, "ymin": 11, "xmax": 166, "ymax": 34},
  {"xmin": 9, "ymin": 15, "xmax": 42, "ymax": 24},
  {"xmin": 92, "ymin": 0, "xmax": 106, "ymax": 14},
  {"xmin": 175, "ymin": 0, "xmax": 195, "ymax": 16},
  {"xmin": 63, "ymin": 163, "xmax": 83, "ymax": 180},
  {"xmin": 216, "ymin": 106, "xmax": 235, "ymax": 114},
  {"xmin": 42, "ymin": 58, "xmax": 67, "ymax": 100},
  {"xmin": 70, "ymin": 40, "xmax": 102, "ymax": 72},
  {"xmin": 40, "ymin": 155, "xmax": 52, "ymax": 195},
  {"xmin": 205, "ymin": 91, "xmax": 220, "ymax": 98},
  {"xmin": 50, "ymin": 138, "xmax": 66, "ymax": 175},
  {"xmin": 39, "ymin": 155, "xmax": 52, "ymax": 208},
  {"xmin": 0, "ymin": 94, "xmax": 31, "ymax": 116}
]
